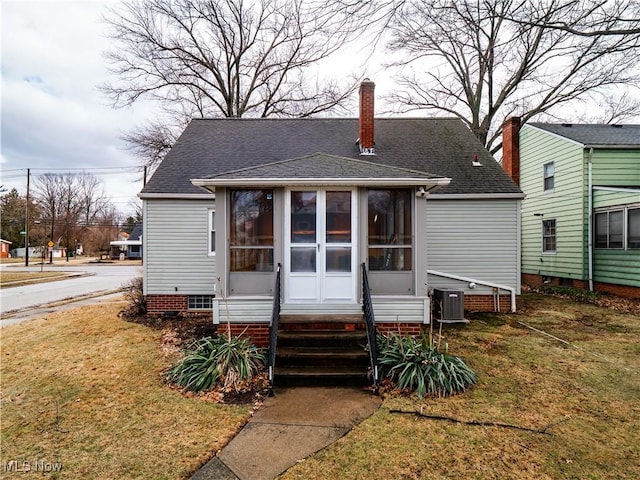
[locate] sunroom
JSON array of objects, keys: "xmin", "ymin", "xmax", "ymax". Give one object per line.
[{"xmin": 191, "ymin": 152, "xmax": 451, "ymax": 326}]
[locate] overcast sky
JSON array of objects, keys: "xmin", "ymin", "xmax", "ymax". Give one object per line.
[{"xmin": 1, "ymin": 0, "xmax": 153, "ymax": 215}]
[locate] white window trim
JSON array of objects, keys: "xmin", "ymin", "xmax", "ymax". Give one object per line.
[
  {"xmin": 208, "ymin": 208, "xmax": 216, "ymax": 256},
  {"xmin": 542, "ymin": 219, "xmax": 557, "ymax": 254},
  {"xmin": 543, "ymin": 161, "xmax": 555, "ymax": 193},
  {"xmin": 594, "ymin": 205, "xmax": 640, "ymax": 250}
]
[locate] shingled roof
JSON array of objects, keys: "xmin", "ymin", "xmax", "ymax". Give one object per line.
[
  {"xmin": 141, "ymin": 117, "xmax": 522, "ymax": 196},
  {"xmin": 529, "ymin": 123, "xmax": 640, "ymax": 147}
]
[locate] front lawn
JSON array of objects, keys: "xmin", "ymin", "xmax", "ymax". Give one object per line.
[
  {"xmin": 2, "ymin": 293, "xmax": 638, "ymax": 479},
  {"xmin": 0, "ymin": 302, "xmax": 251, "ymax": 479},
  {"xmin": 281, "ymin": 293, "xmax": 640, "ymax": 479}
]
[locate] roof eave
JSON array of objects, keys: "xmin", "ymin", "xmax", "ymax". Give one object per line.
[
  {"xmin": 138, "ymin": 192, "xmax": 216, "ymax": 200},
  {"xmin": 429, "ymin": 193, "xmax": 525, "ymax": 199}
]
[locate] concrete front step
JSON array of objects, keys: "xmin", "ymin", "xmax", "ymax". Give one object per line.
[
  {"xmin": 277, "ymin": 348, "xmax": 369, "ymax": 368},
  {"xmin": 278, "ymin": 330, "xmax": 367, "ymax": 349},
  {"xmin": 274, "ymin": 317, "xmax": 372, "ymax": 387},
  {"xmin": 279, "ymin": 314, "xmax": 364, "ymax": 324}
]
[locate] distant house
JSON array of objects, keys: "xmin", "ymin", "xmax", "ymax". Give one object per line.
[
  {"xmin": 110, "ymin": 223, "xmax": 143, "ymax": 259},
  {"xmin": 502, "ymin": 118, "xmax": 640, "ymax": 298},
  {"xmin": 1, "ymin": 239, "xmax": 11, "ymax": 258},
  {"xmin": 139, "ymin": 80, "xmax": 523, "ymax": 335}
]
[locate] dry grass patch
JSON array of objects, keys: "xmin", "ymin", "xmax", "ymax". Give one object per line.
[
  {"xmin": 0, "ymin": 271, "xmax": 71, "ymax": 287},
  {"xmin": 0, "ymin": 302, "xmax": 252, "ymax": 479},
  {"xmin": 281, "ymin": 293, "xmax": 640, "ymax": 480}
]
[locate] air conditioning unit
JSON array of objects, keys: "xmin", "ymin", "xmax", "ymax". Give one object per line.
[{"xmin": 433, "ymin": 288, "xmax": 467, "ymax": 323}]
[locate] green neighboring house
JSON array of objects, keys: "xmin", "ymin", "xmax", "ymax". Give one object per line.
[{"xmin": 502, "ymin": 118, "xmax": 640, "ymax": 299}]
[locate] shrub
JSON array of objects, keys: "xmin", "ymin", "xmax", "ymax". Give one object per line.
[
  {"xmin": 167, "ymin": 335, "xmax": 266, "ymax": 392},
  {"xmin": 377, "ymin": 332, "xmax": 477, "ymax": 398},
  {"xmin": 536, "ymin": 284, "xmax": 600, "ymax": 304},
  {"xmin": 121, "ymin": 276, "xmax": 146, "ymax": 316}
]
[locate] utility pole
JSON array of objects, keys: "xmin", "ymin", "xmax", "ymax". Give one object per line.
[
  {"xmin": 49, "ymin": 199, "xmax": 55, "ymax": 264},
  {"xmin": 24, "ymin": 168, "xmax": 30, "ymax": 267}
]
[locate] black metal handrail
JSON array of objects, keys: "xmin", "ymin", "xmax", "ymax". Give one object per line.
[
  {"xmin": 267, "ymin": 263, "xmax": 282, "ymax": 396},
  {"xmin": 361, "ymin": 263, "xmax": 380, "ymax": 395}
]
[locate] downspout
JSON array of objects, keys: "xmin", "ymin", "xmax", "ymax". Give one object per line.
[{"xmin": 587, "ymin": 148, "xmax": 594, "ymax": 292}]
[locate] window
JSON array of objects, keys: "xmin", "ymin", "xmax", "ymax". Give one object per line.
[
  {"xmin": 596, "ymin": 210, "xmax": 623, "ymax": 249},
  {"xmin": 629, "ymin": 208, "xmax": 640, "ymax": 249},
  {"xmin": 188, "ymin": 295, "xmax": 214, "ymax": 310},
  {"xmin": 543, "ymin": 162, "xmax": 555, "ymax": 191},
  {"xmin": 229, "ymin": 189, "xmax": 274, "ymax": 272},
  {"xmin": 208, "ymin": 209, "xmax": 216, "ymax": 254},
  {"xmin": 368, "ymin": 189, "xmax": 412, "ymax": 270},
  {"xmin": 596, "ymin": 207, "xmax": 639, "ymax": 249},
  {"xmin": 542, "ymin": 219, "xmax": 556, "ymax": 252}
]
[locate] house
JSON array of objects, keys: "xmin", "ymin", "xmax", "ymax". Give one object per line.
[
  {"xmin": 1, "ymin": 239, "xmax": 11, "ymax": 258},
  {"xmin": 109, "ymin": 224, "xmax": 143, "ymax": 259},
  {"xmin": 140, "ymin": 80, "xmax": 523, "ymax": 345},
  {"xmin": 502, "ymin": 118, "xmax": 640, "ymax": 298}
]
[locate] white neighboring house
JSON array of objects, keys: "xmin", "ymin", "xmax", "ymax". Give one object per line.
[{"xmin": 110, "ymin": 224, "xmax": 143, "ymax": 259}]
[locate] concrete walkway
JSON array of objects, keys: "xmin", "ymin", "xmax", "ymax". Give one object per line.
[{"xmin": 191, "ymin": 387, "xmax": 382, "ymax": 480}]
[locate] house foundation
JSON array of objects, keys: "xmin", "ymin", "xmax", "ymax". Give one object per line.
[{"xmin": 522, "ymin": 273, "xmax": 640, "ymax": 299}]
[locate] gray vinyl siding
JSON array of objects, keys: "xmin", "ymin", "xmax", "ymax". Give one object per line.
[
  {"xmin": 520, "ymin": 126, "xmax": 586, "ymax": 280},
  {"xmin": 425, "ymin": 199, "xmax": 521, "ymax": 294},
  {"xmin": 143, "ymin": 198, "xmax": 216, "ymax": 295}
]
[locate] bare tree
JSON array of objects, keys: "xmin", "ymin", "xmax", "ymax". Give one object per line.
[
  {"xmin": 337, "ymin": 0, "xmax": 640, "ymax": 154},
  {"xmin": 33, "ymin": 173, "xmax": 62, "ymax": 244},
  {"xmin": 122, "ymin": 120, "xmax": 180, "ymax": 171},
  {"xmin": 102, "ymin": 0, "xmax": 363, "ymax": 168},
  {"xmin": 32, "ymin": 173, "xmax": 116, "ymax": 256},
  {"xmin": 516, "ymin": 0, "xmax": 640, "ymax": 37}
]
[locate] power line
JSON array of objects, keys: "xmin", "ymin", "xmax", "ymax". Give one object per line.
[{"xmin": 3, "ymin": 166, "xmax": 142, "ymax": 173}]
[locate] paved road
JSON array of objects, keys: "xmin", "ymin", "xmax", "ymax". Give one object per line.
[{"xmin": 0, "ymin": 263, "xmax": 142, "ymax": 320}]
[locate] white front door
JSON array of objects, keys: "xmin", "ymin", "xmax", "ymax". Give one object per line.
[{"xmin": 285, "ymin": 189, "xmax": 357, "ymax": 303}]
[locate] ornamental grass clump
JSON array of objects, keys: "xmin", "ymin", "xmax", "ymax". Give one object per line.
[
  {"xmin": 167, "ymin": 334, "xmax": 266, "ymax": 392},
  {"xmin": 377, "ymin": 332, "xmax": 477, "ymax": 398}
]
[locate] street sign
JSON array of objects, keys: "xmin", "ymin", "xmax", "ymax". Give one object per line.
[
  {"xmin": 48, "ymin": 241, "xmax": 54, "ymax": 248},
  {"xmin": 19, "ymin": 231, "xmax": 26, "ymax": 235}
]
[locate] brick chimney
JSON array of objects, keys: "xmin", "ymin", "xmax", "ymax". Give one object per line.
[
  {"xmin": 359, "ymin": 79, "xmax": 375, "ymax": 155},
  {"xmin": 502, "ymin": 116, "xmax": 521, "ymax": 185}
]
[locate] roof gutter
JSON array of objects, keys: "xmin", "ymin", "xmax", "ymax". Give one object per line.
[
  {"xmin": 428, "ymin": 193, "xmax": 525, "ymax": 200},
  {"xmin": 191, "ymin": 177, "xmax": 451, "ymax": 188},
  {"xmin": 583, "ymin": 144, "xmax": 640, "ymax": 149}
]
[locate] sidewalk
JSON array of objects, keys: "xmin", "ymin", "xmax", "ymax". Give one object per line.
[{"xmin": 190, "ymin": 387, "xmax": 382, "ymax": 480}]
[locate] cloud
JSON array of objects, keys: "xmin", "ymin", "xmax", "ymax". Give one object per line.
[{"xmin": 1, "ymin": 1, "xmax": 153, "ymax": 212}]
